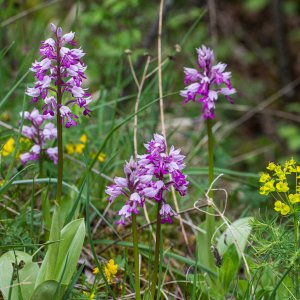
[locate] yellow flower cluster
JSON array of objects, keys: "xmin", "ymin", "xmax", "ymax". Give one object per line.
[
  {"xmin": 82, "ymin": 291, "xmax": 95, "ymax": 299},
  {"xmin": 274, "ymin": 201, "xmax": 290, "ymax": 215},
  {"xmin": 66, "ymin": 134, "xmax": 87, "ymax": 155},
  {"xmin": 97, "ymin": 152, "xmax": 106, "ymax": 163},
  {"xmin": 92, "ymin": 259, "xmax": 118, "ymax": 283},
  {"xmin": 1, "ymin": 137, "xmax": 31, "ymax": 159},
  {"xmin": 289, "ymin": 194, "xmax": 300, "ymax": 204},
  {"xmin": 66, "ymin": 134, "xmax": 106, "ymax": 163},
  {"xmin": 260, "ymin": 159, "xmax": 300, "ymax": 216},
  {"xmin": 1, "ymin": 138, "xmax": 15, "ymax": 156},
  {"xmin": 104, "ymin": 259, "xmax": 118, "ymax": 283}
]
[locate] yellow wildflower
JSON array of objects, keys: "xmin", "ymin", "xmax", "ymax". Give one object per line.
[
  {"xmin": 83, "ymin": 291, "xmax": 95, "ymax": 299},
  {"xmin": 259, "ymin": 172, "xmax": 270, "ymax": 183},
  {"xmin": 2, "ymin": 138, "xmax": 15, "ymax": 156},
  {"xmin": 267, "ymin": 162, "xmax": 276, "ymax": 171},
  {"xmin": 284, "ymin": 159, "xmax": 296, "ymax": 173},
  {"xmin": 66, "ymin": 143, "xmax": 75, "ymax": 155},
  {"xmin": 79, "ymin": 134, "xmax": 88, "ymax": 144},
  {"xmin": 98, "ymin": 152, "xmax": 106, "ymax": 163},
  {"xmin": 92, "ymin": 267, "xmax": 99, "ymax": 275},
  {"xmin": 104, "ymin": 259, "xmax": 118, "ymax": 283},
  {"xmin": 288, "ymin": 158, "xmax": 296, "ymax": 165},
  {"xmin": 75, "ymin": 143, "xmax": 85, "ymax": 154},
  {"xmin": 20, "ymin": 137, "xmax": 31, "ymax": 145},
  {"xmin": 276, "ymin": 181, "xmax": 289, "ymax": 193},
  {"xmin": 260, "ymin": 180, "xmax": 275, "ymax": 195},
  {"xmin": 274, "ymin": 201, "xmax": 290, "ymax": 215},
  {"xmin": 289, "ymin": 194, "xmax": 300, "ymax": 204},
  {"xmin": 274, "ymin": 165, "xmax": 286, "ymax": 181},
  {"xmin": 280, "ymin": 204, "xmax": 290, "ymax": 215},
  {"xmin": 274, "ymin": 200, "xmax": 283, "ymax": 212}
]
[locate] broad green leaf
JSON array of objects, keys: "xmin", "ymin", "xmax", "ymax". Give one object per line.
[
  {"xmin": 31, "ymin": 280, "xmax": 65, "ymax": 300},
  {"xmin": 0, "ymin": 252, "xmax": 13, "ymax": 300},
  {"xmin": 217, "ymin": 217, "xmax": 252, "ymax": 257},
  {"xmin": 41, "ymin": 190, "xmax": 51, "ymax": 231},
  {"xmin": 45, "ymin": 204, "xmax": 62, "ymax": 281},
  {"xmin": 218, "ymin": 244, "xmax": 239, "ymax": 293},
  {"xmin": 197, "ymin": 224, "xmax": 214, "ymax": 271},
  {"xmin": 54, "ymin": 218, "xmax": 85, "ymax": 284},
  {"xmin": 0, "ymin": 251, "xmax": 38, "ymax": 300},
  {"xmin": 35, "ymin": 218, "xmax": 85, "ymax": 287}
]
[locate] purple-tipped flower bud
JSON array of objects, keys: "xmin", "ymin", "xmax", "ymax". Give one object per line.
[
  {"xmin": 57, "ymin": 27, "xmax": 63, "ymax": 37},
  {"xmin": 50, "ymin": 23, "xmax": 56, "ymax": 32}
]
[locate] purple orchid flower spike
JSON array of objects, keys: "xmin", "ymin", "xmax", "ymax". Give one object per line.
[
  {"xmin": 26, "ymin": 23, "xmax": 92, "ymax": 128},
  {"xmin": 105, "ymin": 134, "xmax": 189, "ymax": 225},
  {"xmin": 180, "ymin": 45, "xmax": 236, "ymax": 119},
  {"xmin": 105, "ymin": 157, "xmax": 152, "ymax": 225},
  {"xmin": 138, "ymin": 133, "xmax": 188, "ymax": 223},
  {"xmin": 19, "ymin": 108, "xmax": 57, "ymax": 164}
]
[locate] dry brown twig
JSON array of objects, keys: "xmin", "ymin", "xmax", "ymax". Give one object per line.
[
  {"xmin": 157, "ymin": 0, "xmax": 192, "ymax": 259},
  {"xmin": 126, "ymin": 51, "xmax": 155, "ymax": 242},
  {"xmin": 193, "ymin": 174, "xmax": 255, "ymax": 299}
]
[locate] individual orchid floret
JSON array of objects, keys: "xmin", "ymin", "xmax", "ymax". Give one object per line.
[
  {"xmin": 19, "ymin": 109, "xmax": 57, "ymax": 165},
  {"xmin": 180, "ymin": 45, "xmax": 236, "ymax": 119},
  {"xmin": 20, "ymin": 145, "xmax": 40, "ymax": 164},
  {"xmin": 46, "ymin": 147, "xmax": 58, "ymax": 164},
  {"xmin": 26, "ymin": 23, "xmax": 92, "ymax": 128},
  {"xmin": 160, "ymin": 203, "xmax": 177, "ymax": 224}
]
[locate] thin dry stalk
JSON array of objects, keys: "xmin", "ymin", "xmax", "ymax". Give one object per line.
[
  {"xmin": 208, "ymin": 0, "xmax": 218, "ymax": 49},
  {"xmin": 133, "ymin": 55, "xmax": 151, "ymax": 158},
  {"xmin": 157, "ymin": 0, "xmax": 192, "ymax": 257},
  {"xmin": 127, "ymin": 52, "xmax": 155, "ymax": 241}
]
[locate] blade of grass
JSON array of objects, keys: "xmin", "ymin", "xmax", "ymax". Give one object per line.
[
  {"xmin": 85, "ymin": 170, "xmax": 115, "ymax": 298},
  {"xmin": 62, "ymin": 262, "xmax": 85, "ymax": 300},
  {"xmin": 0, "ymin": 70, "xmax": 29, "ymax": 110}
]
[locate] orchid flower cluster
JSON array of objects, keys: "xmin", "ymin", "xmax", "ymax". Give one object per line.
[
  {"xmin": 26, "ymin": 23, "xmax": 91, "ymax": 128},
  {"xmin": 105, "ymin": 134, "xmax": 188, "ymax": 225},
  {"xmin": 180, "ymin": 45, "xmax": 236, "ymax": 119},
  {"xmin": 20, "ymin": 108, "xmax": 57, "ymax": 164}
]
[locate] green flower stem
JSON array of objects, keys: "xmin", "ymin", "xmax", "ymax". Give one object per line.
[
  {"xmin": 206, "ymin": 118, "xmax": 215, "ymax": 269},
  {"xmin": 151, "ymin": 201, "xmax": 162, "ymax": 300},
  {"xmin": 39, "ymin": 156, "xmax": 44, "ymax": 178},
  {"xmin": 131, "ymin": 214, "xmax": 141, "ymax": 300},
  {"xmin": 56, "ymin": 41, "xmax": 63, "ymax": 207}
]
